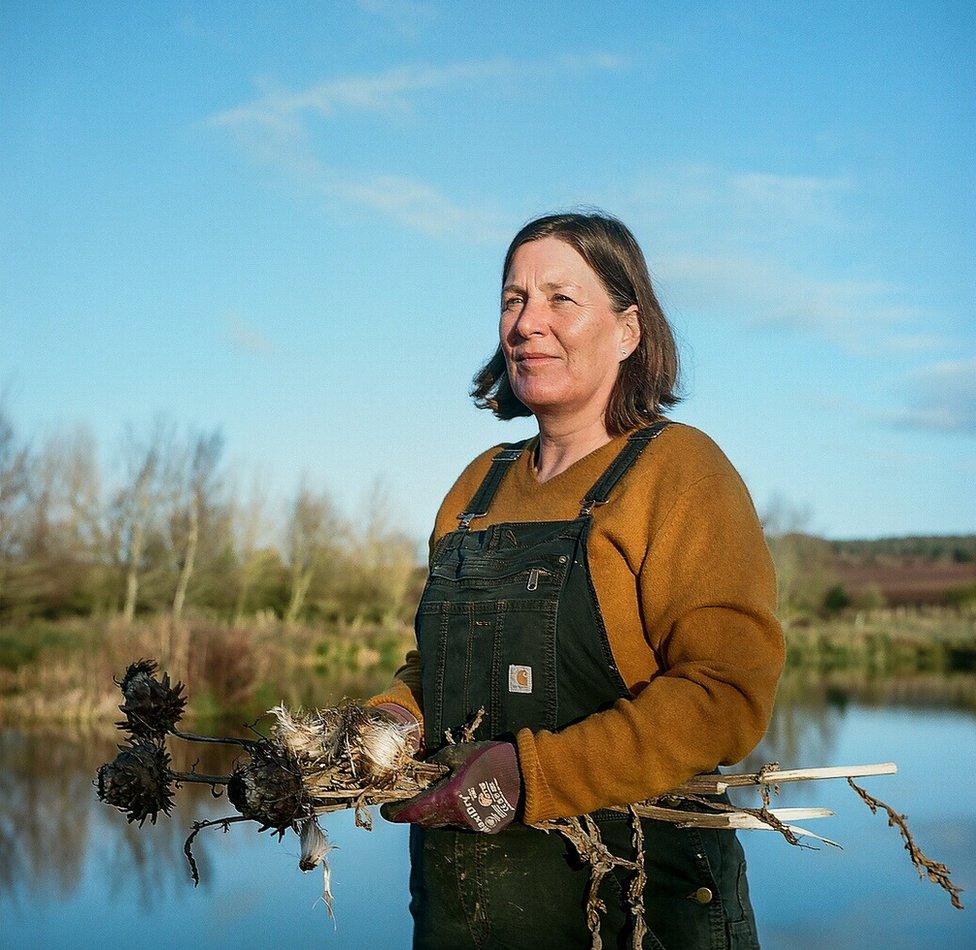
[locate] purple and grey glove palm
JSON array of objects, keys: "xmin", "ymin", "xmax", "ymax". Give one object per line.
[{"xmin": 381, "ymin": 741, "xmax": 522, "ymax": 834}]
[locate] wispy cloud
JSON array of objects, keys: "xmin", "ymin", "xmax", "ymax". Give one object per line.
[
  {"xmin": 356, "ymin": 0, "xmax": 438, "ymax": 39},
  {"xmin": 610, "ymin": 163, "xmax": 946, "ymax": 352},
  {"xmin": 655, "ymin": 251, "xmax": 924, "ymax": 346},
  {"xmin": 625, "ymin": 162, "xmax": 855, "ymax": 238},
  {"xmin": 204, "ymin": 55, "xmax": 626, "ymax": 241},
  {"xmin": 209, "ymin": 54, "xmax": 626, "ymax": 125},
  {"xmin": 878, "ymin": 357, "xmax": 976, "ymax": 434},
  {"xmin": 222, "ymin": 313, "xmax": 276, "ymax": 356},
  {"xmin": 877, "ymin": 333, "xmax": 953, "ymax": 354}
]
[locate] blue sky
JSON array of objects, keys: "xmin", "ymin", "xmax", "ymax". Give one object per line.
[{"xmin": 2, "ymin": 0, "xmax": 974, "ymax": 544}]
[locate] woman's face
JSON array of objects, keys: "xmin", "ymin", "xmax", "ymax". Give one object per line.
[{"xmin": 500, "ymin": 237, "xmax": 638, "ymax": 420}]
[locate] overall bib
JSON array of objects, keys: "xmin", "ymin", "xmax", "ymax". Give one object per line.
[{"xmin": 409, "ymin": 422, "xmax": 761, "ymax": 949}]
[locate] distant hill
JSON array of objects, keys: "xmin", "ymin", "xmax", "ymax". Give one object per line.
[
  {"xmin": 829, "ymin": 535, "xmax": 976, "ymax": 564},
  {"xmin": 827, "ymin": 535, "xmax": 976, "ymax": 606}
]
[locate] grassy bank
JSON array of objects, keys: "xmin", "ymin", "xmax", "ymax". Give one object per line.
[
  {"xmin": 783, "ymin": 605, "xmax": 976, "ymax": 673},
  {"xmin": 0, "ymin": 606, "xmax": 973, "ymax": 725},
  {"xmin": 0, "ymin": 615, "xmax": 414, "ymax": 725}
]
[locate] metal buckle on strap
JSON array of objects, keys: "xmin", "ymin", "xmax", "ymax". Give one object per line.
[
  {"xmin": 579, "ymin": 496, "xmax": 606, "ymax": 516},
  {"xmin": 628, "ymin": 421, "xmax": 668, "ymax": 442},
  {"xmin": 457, "ymin": 512, "xmax": 479, "ymax": 529},
  {"xmin": 492, "ymin": 447, "xmax": 524, "ymax": 461}
]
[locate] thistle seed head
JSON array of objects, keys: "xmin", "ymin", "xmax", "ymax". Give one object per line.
[
  {"xmin": 96, "ymin": 739, "xmax": 175, "ymax": 826},
  {"xmin": 227, "ymin": 749, "xmax": 308, "ymax": 834},
  {"xmin": 116, "ymin": 659, "xmax": 187, "ymax": 738}
]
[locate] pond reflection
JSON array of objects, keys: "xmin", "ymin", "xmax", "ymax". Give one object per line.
[{"xmin": 1, "ymin": 672, "xmax": 973, "ymax": 949}]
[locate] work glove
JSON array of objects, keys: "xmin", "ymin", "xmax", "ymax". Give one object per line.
[
  {"xmin": 372, "ymin": 702, "xmax": 423, "ymax": 756},
  {"xmin": 381, "ymin": 741, "xmax": 521, "ymax": 834}
]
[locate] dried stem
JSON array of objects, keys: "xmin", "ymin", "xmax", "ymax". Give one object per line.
[
  {"xmin": 183, "ymin": 816, "xmax": 250, "ymax": 886},
  {"xmin": 848, "ymin": 778, "xmax": 964, "ymax": 910},
  {"xmin": 171, "ymin": 770, "xmax": 232, "ymax": 786},
  {"xmin": 171, "ymin": 727, "xmax": 260, "ymax": 749}
]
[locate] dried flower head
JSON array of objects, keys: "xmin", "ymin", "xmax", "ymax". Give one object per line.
[
  {"xmin": 228, "ymin": 748, "xmax": 308, "ymax": 834},
  {"xmin": 269, "ymin": 704, "xmax": 335, "ymax": 763},
  {"xmin": 96, "ymin": 738, "xmax": 175, "ymax": 826},
  {"xmin": 299, "ymin": 816, "xmax": 331, "ymax": 872},
  {"xmin": 353, "ymin": 713, "xmax": 413, "ymax": 785},
  {"xmin": 315, "ymin": 702, "xmax": 412, "ymax": 785},
  {"xmin": 116, "ymin": 659, "xmax": 187, "ymax": 738}
]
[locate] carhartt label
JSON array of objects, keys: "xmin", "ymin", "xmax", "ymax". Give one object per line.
[{"xmin": 508, "ymin": 664, "xmax": 532, "ymax": 693}]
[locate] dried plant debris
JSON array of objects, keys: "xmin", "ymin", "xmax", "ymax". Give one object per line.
[
  {"xmin": 95, "ymin": 662, "xmax": 964, "ymax": 928},
  {"xmin": 116, "ymin": 659, "xmax": 187, "ymax": 738},
  {"xmin": 848, "ymin": 778, "xmax": 964, "ymax": 910},
  {"xmin": 227, "ymin": 746, "xmax": 309, "ymax": 835},
  {"xmin": 299, "ymin": 817, "xmax": 338, "ymax": 923},
  {"xmin": 268, "ymin": 701, "xmax": 416, "ymax": 793},
  {"xmin": 96, "ymin": 738, "xmax": 175, "ymax": 826}
]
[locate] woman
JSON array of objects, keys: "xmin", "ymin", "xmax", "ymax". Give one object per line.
[{"xmin": 368, "ymin": 211, "xmax": 785, "ymax": 949}]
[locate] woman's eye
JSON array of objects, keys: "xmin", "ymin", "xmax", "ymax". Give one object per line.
[
  {"xmin": 502, "ymin": 297, "xmax": 522, "ymax": 310},
  {"xmin": 553, "ymin": 294, "xmax": 573, "ymax": 303}
]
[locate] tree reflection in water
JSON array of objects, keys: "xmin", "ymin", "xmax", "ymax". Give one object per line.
[
  {"xmin": 0, "ymin": 724, "xmax": 249, "ymax": 906},
  {"xmin": 1, "ymin": 672, "xmax": 974, "ymax": 907}
]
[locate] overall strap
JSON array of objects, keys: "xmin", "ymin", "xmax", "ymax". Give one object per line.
[
  {"xmin": 579, "ymin": 420, "xmax": 671, "ymax": 516},
  {"xmin": 457, "ymin": 439, "xmax": 532, "ymax": 530}
]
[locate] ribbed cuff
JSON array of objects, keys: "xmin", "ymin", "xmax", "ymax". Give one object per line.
[{"xmin": 515, "ymin": 727, "xmax": 557, "ymax": 824}]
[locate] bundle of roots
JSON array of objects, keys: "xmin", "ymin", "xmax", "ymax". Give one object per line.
[{"xmin": 95, "ymin": 659, "xmax": 963, "ymax": 936}]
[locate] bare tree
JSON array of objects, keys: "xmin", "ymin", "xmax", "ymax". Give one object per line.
[
  {"xmin": 111, "ymin": 415, "xmax": 177, "ymax": 623},
  {"xmin": 170, "ymin": 428, "xmax": 225, "ymax": 622},
  {"xmin": 230, "ymin": 466, "xmax": 271, "ymax": 626},
  {"xmin": 59, "ymin": 425, "xmax": 103, "ymax": 556},
  {"xmin": 761, "ymin": 492, "xmax": 837, "ymax": 623},
  {"xmin": 345, "ymin": 475, "xmax": 419, "ymax": 624},
  {"xmin": 0, "ymin": 402, "xmax": 31, "ymax": 617},
  {"xmin": 283, "ymin": 480, "xmax": 342, "ymax": 625}
]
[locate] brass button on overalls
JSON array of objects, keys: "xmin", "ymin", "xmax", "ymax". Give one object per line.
[{"xmin": 690, "ymin": 886, "xmax": 714, "ymax": 905}]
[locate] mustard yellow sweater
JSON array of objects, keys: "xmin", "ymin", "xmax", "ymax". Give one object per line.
[{"xmin": 368, "ymin": 421, "xmax": 785, "ymax": 824}]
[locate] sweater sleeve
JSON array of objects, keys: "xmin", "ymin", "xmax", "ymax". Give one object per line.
[{"xmin": 515, "ymin": 471, "xmax": 785, "ymax": 823}]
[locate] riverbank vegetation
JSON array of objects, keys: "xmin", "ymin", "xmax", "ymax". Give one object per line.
[{"xmin": 1, "ymin": 406, "xmax": 973, "ymax": 724}]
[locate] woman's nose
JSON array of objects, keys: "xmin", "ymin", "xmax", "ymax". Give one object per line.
[{"xmin": 513, "ymin": 295, "xmax": 549, "ymax": 337}]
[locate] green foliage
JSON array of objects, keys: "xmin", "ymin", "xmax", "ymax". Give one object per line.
[
  {"xmin": 0, "ymin": 623, "xmax": 85, "ymax": 670},
  {"xmin": 945, "ymin": 582, "xmax": 976, "ymax": 608},
  {"xmin": 822, "ymin": 584, "xmax": 850, "ymax": 615},
  {"xmin": 830, "ymin": 535, "xmax": 976, "ymax": 565}
]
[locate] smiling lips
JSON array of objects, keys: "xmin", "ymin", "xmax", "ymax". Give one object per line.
[{"xmin": 515, "ymin": 353, "xmax": 559, "ymax": 362}]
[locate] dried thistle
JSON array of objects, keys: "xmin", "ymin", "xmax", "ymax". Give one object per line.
[
  {"xmin": 96, "ymin": 738, "xmax": 175, "ymax": 826},
  {"xmin": 269, "ymin": 704, "xmax": 332, "ymax": 761},
  {"xmin": 349, "ymin": 710, "xmax": 413, "ymax": 784},
  {"xmin": 268, "ymin": 701, "xmax": 414, "ymax": 792},
  {"xmin": 116, "ymin": 659, "xmax": 187, "ymax": 738},
  {"xmin": 227, "ymin": 747, "xmax": 308, "ymax": 835}
]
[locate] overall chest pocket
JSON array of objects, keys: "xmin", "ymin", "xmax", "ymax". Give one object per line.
[{"xmin": 416, "ymin": 599, "xmax": 560, "ymax": 744}]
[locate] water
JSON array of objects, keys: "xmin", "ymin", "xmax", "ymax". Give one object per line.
[{"xmin": 1, "ymin": 678, "xmax": 973, "ymax": 949}]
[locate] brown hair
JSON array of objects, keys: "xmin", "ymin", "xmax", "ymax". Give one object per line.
[{"xmin": 470, "ymin": 210, "xmax": 682, "ymax": 435}]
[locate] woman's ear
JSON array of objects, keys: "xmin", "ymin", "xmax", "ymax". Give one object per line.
[{"xmin": 618, "ymin": 305, "xmax": 641, "ymax": 352}]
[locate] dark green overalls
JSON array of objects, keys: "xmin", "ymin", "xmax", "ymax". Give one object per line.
[{"xmin": 410, "ymin": 422, "xmax": 761, "ymax": 949}]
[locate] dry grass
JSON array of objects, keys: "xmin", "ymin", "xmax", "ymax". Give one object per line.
[{"xmin": 0, "ymin": 615, "xmax": 414, "ymax": 725}]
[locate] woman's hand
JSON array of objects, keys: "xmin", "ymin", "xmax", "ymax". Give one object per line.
[{"xmin": 381, "ymin": 741, "xmax": 522, "ymax": 833}]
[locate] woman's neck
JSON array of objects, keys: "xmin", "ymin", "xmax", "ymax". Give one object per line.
[{"xmin": 532, "ymin": 413, "xmax": 614, "ymax": 484}]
